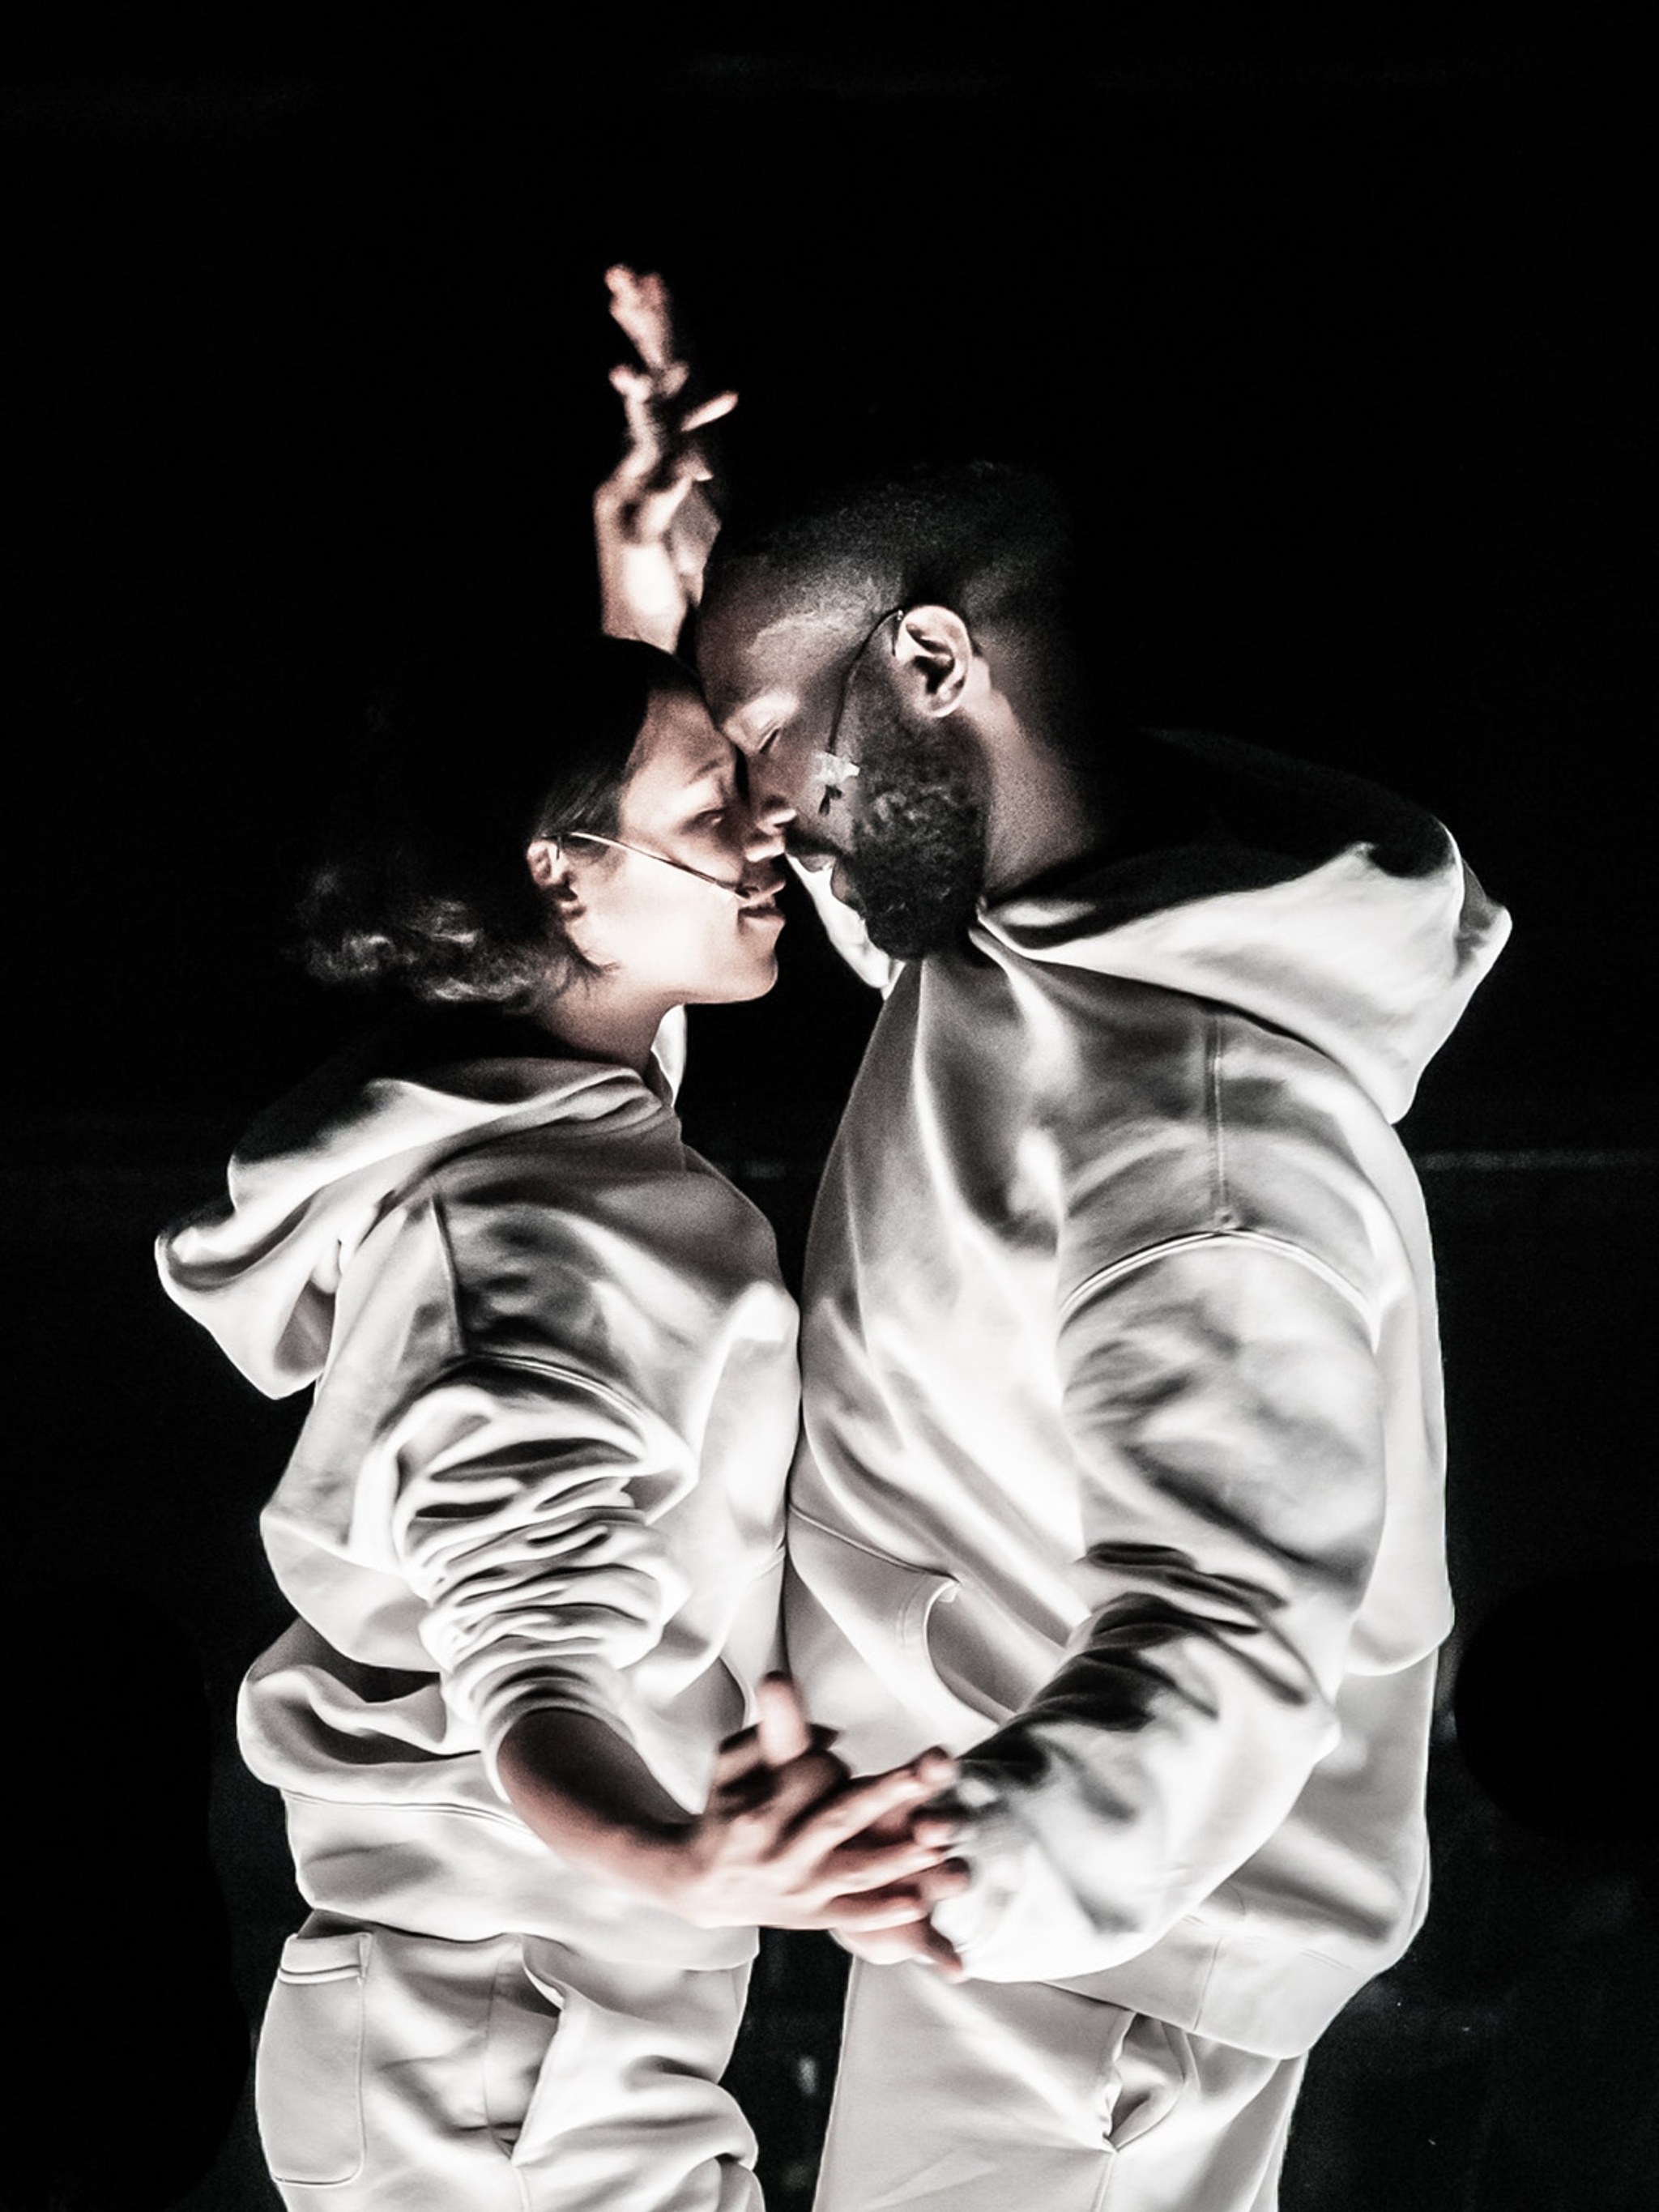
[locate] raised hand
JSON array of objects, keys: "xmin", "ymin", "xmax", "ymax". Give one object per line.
[{"xmin": 594, "ymin": 264, "xmax": 736, "ymax": 653}]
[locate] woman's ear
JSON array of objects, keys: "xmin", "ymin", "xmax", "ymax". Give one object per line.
[
  {"xmin": 892, "ymin": 605, "xmax": 975, "ymax": 717},
  {"xmin": 526, "ymin": 837, "xmax": 581, "ymax": 907}
]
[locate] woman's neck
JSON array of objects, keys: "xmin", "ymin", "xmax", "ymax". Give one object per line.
[{"xmin": 524, "ymin": 974, "xmax": 672, "ymax": 1079}]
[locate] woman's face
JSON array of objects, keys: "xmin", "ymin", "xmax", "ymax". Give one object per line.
[{"xmin": 553, "ymin": 680, "xmax": 787, "ymax": 1004}]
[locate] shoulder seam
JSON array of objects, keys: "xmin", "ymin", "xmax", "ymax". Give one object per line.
[
  {"xmin": 1205, "ymin": 1009, "xmax": 1235, "ymax": 1227},
  {"xmin": 1060, "ymin": 1227, "xmax": 1377, "ymax": 1336},
  {"xmin": 425, "ymin": 1188, "xmax": 471, "ymax": 1363},
  {"xmin": 412, "ymin": 1347, "xmax": 655, "ymax": 1428}
]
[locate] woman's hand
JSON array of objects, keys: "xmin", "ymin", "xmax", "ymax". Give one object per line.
[
  {"xmin": 595, "ymin": 264, "xmax": 736, "ymax": 654},
  {"xmin": 498, "ymin": 1677, "xmax": 966, "ymax": 1936},
  {"xmin": 650, "ymin": 1677, "xmax": 968, "ymax": 1933}
]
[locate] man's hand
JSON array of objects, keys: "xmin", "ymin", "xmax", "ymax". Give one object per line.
[
  {"xmin": 594, "ymin": 264, "xmax": 736, "ymax": 653},
  {"xmin": 834, "ymin": 1911, "xmax": 966, "ymax": 1976},
  {"xmin": 827, "ymin": 1752, "xmax": 970, "ymax": 1977}
]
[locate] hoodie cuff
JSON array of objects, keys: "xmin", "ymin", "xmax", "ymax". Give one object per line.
[
  {"xmin": 927, "ymin": 1779, "xmax": 1026, "ymax": 1962},
  {"xmin": 476, "ymin": 1669, "xmax": 636, "ymax": 1804},
  {"xmin": 927, "ymin": 1757, "xmax": 1150, "ymax": 1984}
]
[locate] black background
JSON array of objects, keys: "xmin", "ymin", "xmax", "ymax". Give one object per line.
[
  {"xmin": 4, "ymin": 15, "xmax": 1655, "ymax": 2209},
  {"xmin": 7, "ymin": 15, "xmax": 1653, "ymax": 1140}
]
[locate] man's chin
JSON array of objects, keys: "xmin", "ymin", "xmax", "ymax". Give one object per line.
[
  {"xmin": 859, "ymin": 899, "xmax": 980, "ymax": 962},
  {"xmin": 835, "ymin": 845, "xmax": 987, "ymax": 959}
]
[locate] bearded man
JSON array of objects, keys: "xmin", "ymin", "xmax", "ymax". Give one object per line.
[{"xmin": 690, "ymin": 459, "xmax": 1508, "ymax": 2212}]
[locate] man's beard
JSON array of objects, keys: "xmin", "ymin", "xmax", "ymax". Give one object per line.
[{"xmin": 837, "ymin": 697, "xmax": 989, "ymax": 960}]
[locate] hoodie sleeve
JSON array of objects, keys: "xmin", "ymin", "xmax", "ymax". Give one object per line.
[
  {"xmin": 932, "ymin": 1232, "xmax": 1387, "ymax": 1983},
  {"xmin": 379, "ymin": 1355, "xmax": 695, "ymax": 1796}
]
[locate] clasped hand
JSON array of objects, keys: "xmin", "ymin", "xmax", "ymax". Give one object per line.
[{"xmin": 667, "ymin": 1677, "xmax": 968, "ymax": 1975}]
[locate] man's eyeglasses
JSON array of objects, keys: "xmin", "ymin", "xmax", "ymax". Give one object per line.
[{"xmin": 811, "ymin": 605, "xmax": 905, "ymax": 815}]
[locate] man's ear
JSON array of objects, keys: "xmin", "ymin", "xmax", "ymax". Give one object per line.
[
  {"xmin": 891, "ymin": 606, "xmax": 975, "ymax": 717},
  {"xmin": 526, "ymin": 837, "xmax": 582, "ymax": 908}
]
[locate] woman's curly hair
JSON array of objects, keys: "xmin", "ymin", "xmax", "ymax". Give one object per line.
[{"xmin": 297, "ymin": 624, "xmax": 690, "ymax": 1009}]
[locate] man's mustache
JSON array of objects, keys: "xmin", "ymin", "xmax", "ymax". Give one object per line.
[{"xmin": 783, "ymin": 829, "xmax": 844, "ymax": 867}]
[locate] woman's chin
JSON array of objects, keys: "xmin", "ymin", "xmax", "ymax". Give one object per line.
[
  {"xmin": 731, "ymin": 956, "xmax": 782, "ymax": 1003},
  {"xmin": 685, "ymin": 953, "xmax": 781, "ymax": 1006}
]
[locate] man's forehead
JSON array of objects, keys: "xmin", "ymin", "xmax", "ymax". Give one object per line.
[
  {"xmin": 698, "ymin": 598, "xmax": 857, "ymax": 718},
  {"xmin": 710, "ymin": 590, "xmax": 857, "ymax": 658}
]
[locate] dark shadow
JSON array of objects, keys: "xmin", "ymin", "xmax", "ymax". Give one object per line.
[{"xmin": 2, "ymin": 1588, "xmax": 248, "ymax": 2212}]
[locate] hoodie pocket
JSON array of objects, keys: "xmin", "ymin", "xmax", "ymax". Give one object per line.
[
  {"xmin": 256, "ymin": 1927, "xmax": 369, "ymax": 2186},
  {"xmin": 787, "ymin": 1511, "xmax": 993, "ymax": 1755}
]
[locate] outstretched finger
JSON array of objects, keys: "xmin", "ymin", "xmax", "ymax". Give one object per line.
[
  {"xmin": 679, "ymin": 391, "xmax": 738, "ymax": 432},
  {"xmin": 839, "ymin": 1912, "xmax": 966, "ymax": 1976},
  {"xmin": 753, "ymin": 1748, "xmax": 851, "ymax": 1831},
  {"xmin": 716, "ymin": 1712, "xmax": 837, "ymax": 1760},
  {"xmin": 710, "ymin": 1724, "xmax": 839, "ymax": 1805},
  {"xmin": 824, "ymin": 1887, "xmax": 931, "ymax": 1932},
  {"xmin": 610, "ymin": 369, "xmax": 716, "ymax": 504},
  {"xmin": 608, "ymin": 376, "xmax": 667, "ymax": 480},
  {"xmin": 755, "ymin": 1674, "xmax": 813, "ymax": 1767},
  {"xmin": 710, "ymin": 1724, "xmax": 770, "ymax": 1790},
  {"xmin": 604, "ymin": 266, "xmax": 676, "ymax": 373},
  {"xmin": 809, "ymin": 1837, "xmax": 965, "ymax": 1895},
  {"xmin": 781, "ymin": 1754, "xmax": 959, "ymax": 1856}
]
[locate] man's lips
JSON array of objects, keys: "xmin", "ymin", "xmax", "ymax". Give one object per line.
[
  {"xmin": 783, "ymin": 833, "xmax": 841, "ymax": 872},
  {"xmin": 830, "ymin": 860, "xmax": 863, "ymax": 914}
]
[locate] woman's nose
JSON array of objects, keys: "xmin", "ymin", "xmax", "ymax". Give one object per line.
[
  {"xmin": 741, "ymin": 752, "xmax": 798, "ymax": 835},
  {"xmin": 740, "ymin": 782, "xmax": 791, "ymax": 855}
]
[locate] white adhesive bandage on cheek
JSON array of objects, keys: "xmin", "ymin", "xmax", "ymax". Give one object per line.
[{"xmin": 811, "ymin": 752, "xmax": 861, "ymax": 816}]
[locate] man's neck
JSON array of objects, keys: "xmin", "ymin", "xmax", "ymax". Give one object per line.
[{"xmin": 978, "ymin": 697, "xmax": 1108, "ymax": 900}]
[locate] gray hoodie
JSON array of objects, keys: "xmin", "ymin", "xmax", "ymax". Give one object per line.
[
  {"xmin": 785, "ymin": 729, "xmax": 1510, "ymax": 2055},
  {"xmin": 160, "ymin": 1012, "xmax": 798, "ymax": 1969}
]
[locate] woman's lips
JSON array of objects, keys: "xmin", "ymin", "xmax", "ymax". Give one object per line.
[{"xmin": 738, "ymin": 872, "xmax": 786, "ymax": 925}]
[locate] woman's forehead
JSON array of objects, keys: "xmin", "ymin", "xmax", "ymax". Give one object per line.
[{"xmin": 626, "ymin": 684, "xmax": 736, "ymax": 795}]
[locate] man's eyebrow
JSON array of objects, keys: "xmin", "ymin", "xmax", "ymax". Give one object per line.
[{"xmin": 725, "ymin": 688, "xmax": 791, "ymax": 734}]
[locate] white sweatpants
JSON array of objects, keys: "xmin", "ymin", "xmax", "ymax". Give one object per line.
[
  {"xmin": 813, "ymin": 1958, "xmax": 1306, "ymax": 2212},
  {"xmin": 254, "ymin": 1915, "xmax": 759, "ymax": 2212}
]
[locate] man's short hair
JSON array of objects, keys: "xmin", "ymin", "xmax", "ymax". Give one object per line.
[{"xmin": 707, "ymin": 459, "xmax": 1080, "ymax": 641}]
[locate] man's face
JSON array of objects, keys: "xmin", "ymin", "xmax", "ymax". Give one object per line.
[{"xmin": 697, "ymin": 575, "xmax": 988, "ymax": 959}]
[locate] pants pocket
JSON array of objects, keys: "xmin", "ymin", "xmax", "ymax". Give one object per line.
[
  {"xmin": 256, "ymin": 1927, "xmax": 369, "ymax": 2187},
  {"xmin": 1102, "ymin": 2012, "xmax": 1192, "ymax": 2152}
]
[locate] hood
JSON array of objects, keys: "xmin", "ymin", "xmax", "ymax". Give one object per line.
[
  {"xmin": 158, "ymin": 1009, "xmax": 681, "ymax": 1399},
  {"xmin": 979, "ymin": 730, "xmax": 1510, "ymax": 1123}
]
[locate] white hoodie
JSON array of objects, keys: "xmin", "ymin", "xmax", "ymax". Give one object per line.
[
  {"xmin": 159, "ymin": 1010, "xmax": 798, "ymax": 1971},
  {"xmin": 785, "ymin": 729, "xmax": 1509, "ymax": 2056}
]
